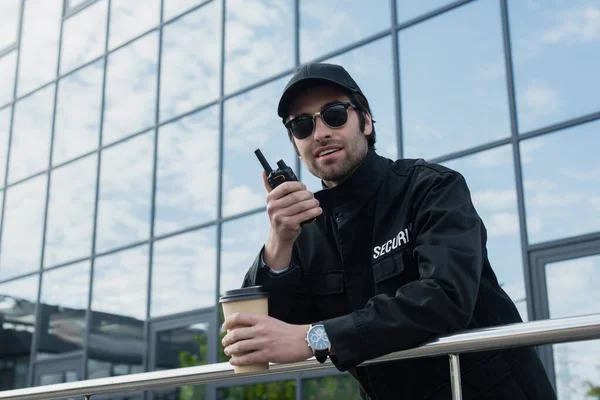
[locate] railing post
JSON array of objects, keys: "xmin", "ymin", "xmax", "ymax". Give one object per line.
[{"xmin": 449, "ymin": 354, "xmax": 462, "ymax": 400}]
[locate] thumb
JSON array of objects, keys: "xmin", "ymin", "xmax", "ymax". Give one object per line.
[{"xmin": 262, "ymin": 170, "xmax": 272, "ymax": 193}]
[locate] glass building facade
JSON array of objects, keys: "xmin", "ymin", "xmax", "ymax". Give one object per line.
[{"xmin": 0, "ymin": 0, "xmax": 598, "ymax": 398}]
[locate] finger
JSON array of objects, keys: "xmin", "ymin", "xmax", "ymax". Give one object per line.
[
  {"xmin": 266, "ymin": 181, "xmax": 307, "ymax": 201},
  {"xmin": 223, "ymin": 312, "xmax": 260, "ymax": 331},
  {"xmin": 272, "ymin": 198, "xmax": 320, "ymax": 219},
  {"xmin": 268, "ymin": 191, "xmax": 315, "ymax": 213},
  {"xmin": 230, "ymin": 350, "xmax": 266, "ymax": 366},
  {"xmin": 225, "ymin": 337, "xmax": 263, "ymax": 356},
  {"xmin": 222, "ymin": 326, "xmax": 256, "ymax": 347},
  {"xmin": 262, "ymin": 170, "xmax": 272, "ymax": 193}
]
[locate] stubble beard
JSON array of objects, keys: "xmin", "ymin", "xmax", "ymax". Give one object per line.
[{"xmin": 306, "ymin": 133, "xmax": 368, "ymax": 185}]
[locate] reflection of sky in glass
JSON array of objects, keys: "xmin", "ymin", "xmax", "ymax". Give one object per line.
[
  {"xmin": 509, "ymin": 0, "xmax": 600, "ymax": 133},
  {"xmin": 96, "ymin": 133, "xmax": 153, "ymax": 253},
  {"xmin": 443, "ymin": 145, "xmax": 526, "ymax": 317},
  {"xmin": 92, "ymin": 245, "xmax": 149, "ymax": 320},
  {"xmin": 0, "ymin": 0, "xmax": 20, "ymax": 50},
  {"xmin": 0, "ymin": 51, "xmax": 16, "ymax": 106},
  {"xmin": 221, "ymin": 212, "xmax": 269, "ymax": 293},
  {"xmin": 327, "ymin": 37, "xmax": 397, "ymax": 160},
  {"xmin": 103, "ymin": 32, "xmax": 158, "ymax": 145},
  {"xmin": 0, "ymin": 175, "xmax": 47, "ymax": 281},
  {"xmin": 108, "ymin": 0, "xmax": 160, "ymax": 50},
  {"xmin": 44, "ymin": 154, "xmax": 97, "ymax": 268},
  {"xmin": 155, "ymin": 106, "xmax": 219, "ymax": 236},
  {"xmin": 151, "ymin": 227, "xmax": 217, "ymax": 317},
  {"xmin": 9, "ymin": 84, "xmax": 54, "ymax": 183},
  {"xmin": 160, "ymin": 0, "xmax": 221, "ymax": 122},
  {"xmin": 17, "ymin": 0, "xmax": 62, "ymax": 96},
  {"xmin": 38, "ymin": 261, "xmax": 91, "ymax": 357},
  {"xmin": 53, "ymin": 60, "xmax": 103, "ymax": 166},
  {"xmin": 546, "ymin": 255, "xmax": 600, "ymax": 400},
  {"xmin": 0, "ymin": 107, "xmax": 10, "ymax": 188},
  {"xmin": 163, "ymin": 0, "xmax": 207, "ymax": 21},
  {"xmin": 222, "ymin": 76, "xmax": 295, "ymax": 217},
  {"xmin": 300, "ymin": 0, "xmax": 390, "ymax": 62},
  {"xmin": 400, "ymin": 0, "xmax": 510, "ymax": 160},
  {"xmin": 224, "ymin": 0, "xmax": 294, "ymax": 94},
  {"xmin": 521, "ymin": 121, "xmax": 600, "ymax": 244},
  {"xmin": 60, "ymin": 0, "xmax": 108, "ymax": 74},
  {"xmin": 397, "ymin": 0, "xmax": 455, "ymax": 24}
]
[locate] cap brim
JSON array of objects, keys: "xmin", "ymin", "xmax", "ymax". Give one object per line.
[{"xmin": 277, "ymin": 77, "xmax": 359, "ymax": 119}]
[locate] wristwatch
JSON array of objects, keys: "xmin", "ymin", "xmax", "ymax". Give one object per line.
[{"xmin": 306, "ymin": 322, "xmax": 331, "ymax": 363}]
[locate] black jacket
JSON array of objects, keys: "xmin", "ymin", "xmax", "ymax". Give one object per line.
[{"xmin": 243, "ymin": 150, "xmax": 556, "ymax": 399}]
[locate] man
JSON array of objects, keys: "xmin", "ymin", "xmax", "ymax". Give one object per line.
[{"xmin": 221, "ymin": 63, "xmax": 556, "ymax": 399}]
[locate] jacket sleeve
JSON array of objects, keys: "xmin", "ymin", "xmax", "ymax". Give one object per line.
[
  {"xmin": 242, "ymin": 247, "xmax": 315, "ymax": 325},
  {"xmin": 323, "ymin": 170, "xmax": 485, "ymax": 370}
]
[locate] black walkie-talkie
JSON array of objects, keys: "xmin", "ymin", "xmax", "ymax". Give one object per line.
[{"xmin": 254, "ymin": 149, "xmax": 315, "ymax": 226}]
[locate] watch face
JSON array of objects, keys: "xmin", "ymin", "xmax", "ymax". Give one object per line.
[{"xmin": 308, "ymin": 325, "xmax": 330, "ymax": 351}]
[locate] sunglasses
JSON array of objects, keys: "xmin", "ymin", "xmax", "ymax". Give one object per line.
[{"xmin": 285, "ymin": 102, "xmax": 358, "ymax": 140}]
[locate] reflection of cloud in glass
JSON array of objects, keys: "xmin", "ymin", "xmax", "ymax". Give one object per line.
[
  {"xmin": 92, "ymin": 245, "xmax": 149, "ymax": 320},
  {"xmin": 224, "ymin": 0, "xmax": 293, "ymax": 94},
  {"xmin": 0, "ymin": 51, "xmax": 17, "ymax": 106},
  {"xmin": 17, "ymin": 0, "xmax": 62, "ymax": 96},
  {"xmin": 155, "ymin": 106, "xmax": 219, "ymax": 236},
  {"xmin": 44, "ymin": 154, "xmax": 97, "ymax": 267},
  {"xmin": 60, "ymin": 0, "xmax": 108, "ymax": 74},
  {"xmin": 541, "ymin": 4, "xmax": 600, "ymax": 44},
  {"xmin": 519, "ymin": 81, "xmax": 560, "ymax": 123},
  {"xmin": 160, "ymin": 0, "xmax": 221, "ymax": 122},
  {"xmin": 9, "ymin": 85, "xmax": 54, "ymax": 184},
  {"xmin": 42, "ymin": 261, "xmax": 90, "ymax": 310},
  {"xmin": 103, "ymin": 32, "xmax": 158, "ymax": 145},
  {"xmin": 396, "ymin": 0, "xmax": 454, "ymax": 24},
  {"xmin": 326, "ymin": 37, "xmax": 397, "ymax": 159},
  {"xmin": 220, "ymin": 212, "xmax": 268, "ymax": 293},
  {"xmin": 0, "ymin": 107, "xmax": 10, "ymax": 187},
  {"xmin": 0, "ymin": 175, "xmax": 47, "ymax": 281},
  {"xmin": 163, "ymin": 0, "xmax": 207, "ymax": 21},
  {"xmin": 151, "ymin": 227, "xmax": 217, "ymax": 317},
  {"xmin": 521, "ymin": 121, "xmax": 600, "ymax": 243},
  {"xmin": 0, "ymin": 0, "xmax": 20, "ymax": 50},
  {"xmin": 96, "ymin": 133, "xmax": 153, "ymax": 253},
  {"xmin": 53, "ymin": 60, "xmax": 104, "ymax": 166},
  {"xmin": 222, "ymin": 76, "xmax": 295, "ymax": 217},
  {"xmin": 400, "ymin": 0, "xmax": 510, "ymax": 160},
  {"xmin": 300, "ymin": 0, "xmax": 390, "ymax": 62},
  {"xmin": 108, "ymin": 0, "xmax": 160, "ymax": 50}
]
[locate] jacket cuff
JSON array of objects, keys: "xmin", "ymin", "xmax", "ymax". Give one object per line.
[{"xmin": 323, "ymin": 313, "xmax": 371, "ymax": 371}]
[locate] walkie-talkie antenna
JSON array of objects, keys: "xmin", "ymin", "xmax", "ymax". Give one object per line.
[{"xmin": 254, "ymin": 149, "xmax": 273, "ymax": 173}]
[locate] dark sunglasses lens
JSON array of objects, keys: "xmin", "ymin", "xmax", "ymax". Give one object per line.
[
  {"xmin": 290, "ymin": 117, "xmax": 314, "ymax": 139},
  {"xmin": 322, "ymin": 105, "xmax": 348, "ymax": 127}
]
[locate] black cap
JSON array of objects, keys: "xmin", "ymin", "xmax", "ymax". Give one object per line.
[{"xmin": 277, "ymin": 63, "xmax": 365, "ymax": 119}]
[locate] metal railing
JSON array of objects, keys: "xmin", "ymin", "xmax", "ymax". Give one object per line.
[{"xmin": 1, "ymin": 313, "xmax": 599, "ymax": 400}]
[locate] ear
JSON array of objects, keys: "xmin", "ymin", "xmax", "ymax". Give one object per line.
[{"xmin": 363, "ymin": 112, "xmax": 373, "ymax": 138}]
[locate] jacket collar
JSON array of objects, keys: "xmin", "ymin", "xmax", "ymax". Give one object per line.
[{"xmin": 314, "ymin": 149, "xmax": 388, "ymax": 215}]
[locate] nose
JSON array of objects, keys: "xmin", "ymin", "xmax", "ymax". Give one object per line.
[{"xmin": 312, "ymin": 116, "xmax": 331, "ymax": 142}]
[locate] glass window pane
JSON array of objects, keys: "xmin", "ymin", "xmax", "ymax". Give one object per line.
[
  {"xmin": 54, "ymin": 59, "xmax": 104, "ymax": 166},
  {"xmin": 224, "ymin": 0, "xmax": 294, "ymax": 94},
  {"xmin": 68, "ymin": 0, "xmax": 90, "ymax": 9},
  {"xmin": 217, "ymin": 380, "xmax": 296, "ymax": 399},
  {"xmin": 396, "ymin": 0, "xmax": 455, "ymax": 24},
  {"xmin": 0, "ymin": 275, "xmax": 39, "ymax": 390},
  {"xmin": 443, "ymin": 145, "xmax": 527, "ymax": 320},
  {"xmin": 0, "ymin": 0, "xmax": 21, "ymax": 51},
  {"xmin": 300, "ymin": 0, "xmax": 390, "ymax": 63},
  {"xmin": 400, "ymin": 0, "xmax": 510, "ymax": 160},
  {"xmin": 44, "ymin": 154, "xmax": 97, "ymax": 267},
  {"xmin": 0, "ymin": 107, "xmax": 10, "ymax": 188},
  {"xmin": 0, "ymin": 175, "xmax": 47, "ymax": 281},
  {"xmin": 96, "ymin": 132, "xmax": 153, "ymax": 253},
  {"xmin": 108, "ymin": 0, "xmax": 160, "ymax": 50},
  {"xmin": 89, "ymin": 245, "xmax": 148, "ymax": 376},
  {"xmin": 0, "ymin": 52, "xmax": 17, "ymax": 106},
  {"xmin": 151, "ymin": 227, "xmax": 217, "ymax": 317},
  {"xmin": 327, "ymin": 37, "xmax": 397, "ymax": 160},
  {"xmin": 17, "ymin": 0, "xmax": 62, "ymax": 96},
  {"xmin": 160, "ymin": 0, "xmax": 221, "ymax": 122},
  {"xmin": 38, "ymin": 261, "xmax": 91, "ymax": 359},
  {"xmin": 222, "ymin": 76, "xmax": 295, "ymax": 218},
  {"xmin": 60, "ymin": 0, "xmax": 108, "ymax": 74},
  {"xmin": 509, "ymin": 0, "xmax": 600, "ymax": 133},
  {"xmin": 302, "ymin": 375, "xmax": 361, "ymax": 400},
  {"xmin": 221, "ymin": 212, "xmax": 268, "ymax": 293},
  {"xmin": 546, "ymin": 255, "xmax": 600, "ymax": 400},
  {"xmin": 521, "ymin": 121, "xmax": 600, "ymax": 244},
  {"xmin": 155, "ymin": 106, "xmax": 219, "ymax": 236},
  {"xmin": 163, "ymin": 0, "xmax": 206, "ymax": 21},
  {"xmin": 9, "ymin": 85, "xmax": 54, "ymax": 183},
  {"xmin": 103, "ymin": 33, "xmax": 158, "ymax": 145}
]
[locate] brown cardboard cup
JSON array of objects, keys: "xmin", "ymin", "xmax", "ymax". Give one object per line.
[{"xmin": 220, "ymin": 286, "xmax": 270, "ymax": 373}]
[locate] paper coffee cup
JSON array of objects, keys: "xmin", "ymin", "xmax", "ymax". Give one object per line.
[{"xmin": 220, "ymin": 286, "xmax": 270, "ymax": 373}]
